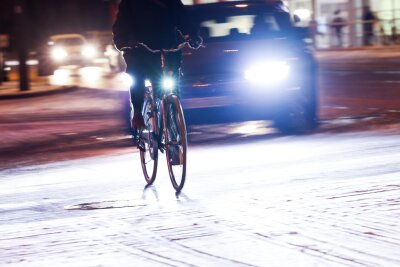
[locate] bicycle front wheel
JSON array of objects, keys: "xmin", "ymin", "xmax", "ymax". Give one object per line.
[
  {"xmin": 163, "ymin": 95, "xmax": 187, "ymax": 192},
  {"xmin": 140, "ymin": 98, "xmax": 158, "ymax": 185}
]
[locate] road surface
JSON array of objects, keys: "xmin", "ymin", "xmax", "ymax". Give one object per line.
[
  {"xmin": 1, "ymin": 133, "xmax": 400, "ymax": 267},
  {"xmin": 0, "ymin": 51, "xmax": 400, "ymax": 266}
]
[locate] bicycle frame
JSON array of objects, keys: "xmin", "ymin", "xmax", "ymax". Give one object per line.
[
  {"xmin": 133, "ymin": 41, "xmax": 190, "ymax": 191},
  {"xmin": 140, "ymin": 55, "xmax": 172, "ymax": 147}
]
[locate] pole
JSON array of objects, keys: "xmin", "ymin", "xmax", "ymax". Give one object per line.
[
  {"xmin": 14, "ymin": 0, "xmax": 29, "ymax": 91},
  {"xmin": 347, "ymin": 0, "xmax": 356, "ymax": 47},
  {"xmin": 392, "ymin": 0, "xmax": 396, "ymax": 27},
  {"xmin": 0, "ymin": 49, "xmax": 3, "ymax": 85},
  {"xmin": 392, "ymin": 0, "xmax": 397, "ymax": 44},
  {"xmin": 310, "ymin": 0, "xmax": 317, "ymax": 48},
  {"xmin": 311, "ymin": 0, "xmax": 317, "ymax": 22}
]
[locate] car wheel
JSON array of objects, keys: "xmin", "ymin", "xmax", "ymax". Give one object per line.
[{"xmin": 274, "ymin": 81, "xmax": 318, "ymax": 134}]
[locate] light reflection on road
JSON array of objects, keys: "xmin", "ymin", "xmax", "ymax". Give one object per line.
[{"xmin": 49, "ymin": 65, "xmax": 130, "ymax": 91}]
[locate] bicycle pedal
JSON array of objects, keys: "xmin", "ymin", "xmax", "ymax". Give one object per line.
[{"xmin": 137, "ymin": 141, "xmax": 146, "ymax": 152}]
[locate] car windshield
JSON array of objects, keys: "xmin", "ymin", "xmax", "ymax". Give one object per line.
[
  {"xmin": 54, "ymin": 37, "xmax": 84, "ymax": 46},
  {"xmin": 195, "ymin": 10, "xmax": 293, "ymax": 42}
]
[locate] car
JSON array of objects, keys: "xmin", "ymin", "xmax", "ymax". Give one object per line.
[
  {"xmin": 180, "ymin": 0, "xmax": 318, "ymax": 133},
  {"xmin": 38, "ymin": 34, "xmax": 99, "ymax": 76},
  {"xmin": 86, "ymin": 31, "xmax": 125, "ymax": 72}
]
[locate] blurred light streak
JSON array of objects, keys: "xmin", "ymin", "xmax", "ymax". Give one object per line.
[
  {"xmin": 53, "ymin": 69, "xmax": 71, "ymax": 84},
  {"xmin": 93, "ymin": 58, "xmax": 109, "ymax": 64},
  {"xmin": 228, "ymin": 121, "xmax": 275, "ymax": 136},
  {"xmin": 5, "ymin": 60, "xmax": 38, "ymax": 66},
  {"xmin": 80, "ymin": 67, "xmax": 101, "ymax": 83}
]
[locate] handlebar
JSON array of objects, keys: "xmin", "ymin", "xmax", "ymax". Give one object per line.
[{"xmin": 121, "ymin": 42, "xmax": 189, "ymax": 53}]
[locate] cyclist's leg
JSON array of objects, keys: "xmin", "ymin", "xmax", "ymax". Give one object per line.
[
  {"xmin": 125, "ymin": 51, "xmax": 147, "ymax": 129},
  {"xmin": 128, "ymin": 73, "xmax": 146, "ymax": 129}
]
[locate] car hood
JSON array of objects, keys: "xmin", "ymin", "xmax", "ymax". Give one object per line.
[
  {"xmin": 56, "ymin": 45, "xmax": 84, "ymax": 53},
  {"xmin": 182, "ymin": 38, "xmax": 301, "ymax": 78}
]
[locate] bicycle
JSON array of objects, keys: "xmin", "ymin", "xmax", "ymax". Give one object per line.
[{"xmin": 124, "ymin": 42, "xmax": 189, "ymax": 192}]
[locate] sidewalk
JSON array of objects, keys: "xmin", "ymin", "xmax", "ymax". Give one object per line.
[
  {"xmin": 0, "ymin": 80, "xmax": 76, "ymax": 100},
  {"xmin": 317, "ymin": 44, "xmax": 400, "ymax": 52},
  {"xmin": 316, "ymin": 44, "xmax": 400, "ymax": 59}
]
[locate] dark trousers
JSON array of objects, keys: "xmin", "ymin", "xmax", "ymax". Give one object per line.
[{"xmin": 124, "ymin": 48, "xmax": 181, "ymax": 114}]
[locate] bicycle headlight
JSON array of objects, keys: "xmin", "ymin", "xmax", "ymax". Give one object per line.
[
  {"xmin": 245, "ymin": 61, "xmax": 290, "ymax": 85},
  {"xmin": 51, "ymin": 47, "xmax": 68, "ymax": 61},
  {"xmin": 162, "ymin": 77, "xmax": 175, "ymax": 91}
]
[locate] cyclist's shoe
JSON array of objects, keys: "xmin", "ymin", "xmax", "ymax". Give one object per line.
[{"xmin": 131, "ymin": 113, "xmax": 145, "ymax": 130}]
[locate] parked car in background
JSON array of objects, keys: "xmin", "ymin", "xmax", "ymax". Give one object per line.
[
  {"xmin": 38, "ymin": 34, "xmax": 99, "ymax": 76},
  {"xmin": 181, "ymin": 0, "xmax": 318, "ymax": 133}
]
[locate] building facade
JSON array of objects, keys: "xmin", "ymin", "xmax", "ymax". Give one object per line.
[{"xmin": 183, "ymin": 0, "xmax": 400, "ymax": 47}]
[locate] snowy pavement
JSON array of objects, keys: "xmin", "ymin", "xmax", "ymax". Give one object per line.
[{"xmin": 1, "ymin": 133, "xmax": 400, "ymax": 266}]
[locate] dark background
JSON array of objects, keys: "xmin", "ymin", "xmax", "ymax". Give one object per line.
[{"xmin": 0, "ymin": 0, "xmax": 116, "ymax": 49}]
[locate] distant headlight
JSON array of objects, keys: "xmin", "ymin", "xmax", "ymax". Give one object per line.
[
  {"xmin": 245, "ymin": 61, "xmax": 291, "ymax": 85},
  {"xmin": 51, "ymin": 48, "xmax": 68, "ymax": 61},
  {"xmin": 162, "ymin": 76, "xmax": 175, "ymax": 91},
  {"xmin": 82, "ymin": 46, "xmax": 97, "ymax": 58}
]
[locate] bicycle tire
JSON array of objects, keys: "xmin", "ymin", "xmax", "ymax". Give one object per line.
[
  {"xmin": 163, "ymin": 95, "xmax": 187, "ymax": 192},
  {"xmin": 140, "ymin": 98, "xmax": 158, "ymax": 185}
]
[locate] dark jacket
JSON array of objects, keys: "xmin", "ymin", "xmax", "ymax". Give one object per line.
[{"xmin": 113, "ymin": 0, "xmax": 197, "ymax": 51}]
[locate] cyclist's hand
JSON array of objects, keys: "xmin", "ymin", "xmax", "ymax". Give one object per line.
[{"xmin": 188, "ymin": 36, "xmax": 203, "ymax": 49}]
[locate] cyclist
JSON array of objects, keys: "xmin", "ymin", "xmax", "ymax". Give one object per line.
[{"xmin": 113, "ymin": 0, "xmax": 202, "ymax": 130}]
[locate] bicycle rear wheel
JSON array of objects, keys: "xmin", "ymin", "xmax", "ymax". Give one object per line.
[
  {"xmin": 163, "ymin": 95, "xmax": 187, "ymax": 192},
  {"xmin": 139, "ymin": 98, "xmax": 158, "ymax": 185}
]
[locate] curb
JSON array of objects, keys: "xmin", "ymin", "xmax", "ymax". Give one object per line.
[{"xmin": 0, "ymin": 85, "xmax": 78, "ymax": 100}]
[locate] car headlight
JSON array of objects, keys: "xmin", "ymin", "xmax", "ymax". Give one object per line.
[
  {"xmin": 245, "ymin": 61, "xmax": 290, "ymax": 85},
  {"xmin": 82, "ymin": 46, "xmax": 97, "ymax": 58},
  {"xmin": 51, "ymin": 48, "xmax": 68, "ymax": 61},
  {"xmin": 162, "ymin": 77, "xmax": 175, "ymax": 91}
]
